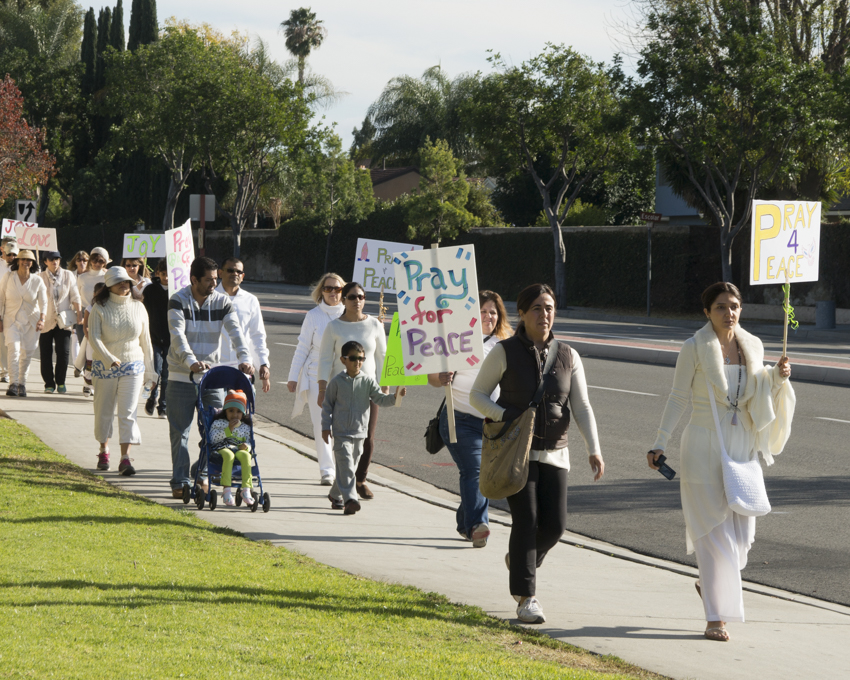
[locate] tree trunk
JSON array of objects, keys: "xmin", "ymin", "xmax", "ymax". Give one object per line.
[
  {"xmin": 551, "ymin": 221, "xmax": 568, "ymax": 308},
  {"xmin": 162, "ymin": 170, "xmax": 184, "ymax": 231},
  {"xmin": 720, "ymin": 230, "xmax": 733, "ymax": 283},
  {"xmin": 231, "ymin": 214, "xmax": 242, "ymax": 259},
  {"xmin": 37, "ymin": 181, "xmax": 51, "ymax": 225},
  {"xmin": 323, "ymin": 222, "xmax": 333, "ymax": 273}
]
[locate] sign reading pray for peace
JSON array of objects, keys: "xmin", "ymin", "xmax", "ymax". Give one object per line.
[
  {"xmin": 750, "ymin": 200, "xmax": 821, "ymax": 285},
  {"xmin": 379, "ymin": 313, "xmax": 429, "ymax": 387},
  {"xmin": 164, "ymin": 220, "xmax": 195, "ymax": 297},
  {"xmin": 352, "ymin": 238, "xmax": 423, "ymax": 293},
  {"xmin": 392, "ymin": 245, "xmax": 484, "ymax": 375}
]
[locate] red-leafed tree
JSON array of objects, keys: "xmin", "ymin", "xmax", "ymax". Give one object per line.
[{"xmin": 0, "ymin": 75, "xmax": 56, "ymax": 205}]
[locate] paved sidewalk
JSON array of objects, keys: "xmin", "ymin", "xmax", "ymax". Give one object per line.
[{"xmin": 4, "ymin": 367, "xmax": 850, "ymax": 680}]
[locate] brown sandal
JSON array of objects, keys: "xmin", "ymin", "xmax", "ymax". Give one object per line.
[
  {"xmin": 695, "ymin": 580, "xmax": 702, "ymax": 599},
  {"xmin": 704, "ymin": 626, "xmax": 730, "ymax": 642}
]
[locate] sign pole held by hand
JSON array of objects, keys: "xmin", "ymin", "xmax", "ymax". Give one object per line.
[
  {"xmin": 782, "ymin": 270, "xmax": 790, "ymax": 358},
  {"xmin": 430, "ymin": 242, "xmax": 457, "ymax": 443}
]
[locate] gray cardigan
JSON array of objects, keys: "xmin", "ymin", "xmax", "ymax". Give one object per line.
[{"xmin": 321, "ymin": 370, "xmax": 396, "ymax": 438}]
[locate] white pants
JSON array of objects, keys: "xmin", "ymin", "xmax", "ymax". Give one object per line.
[
  {"xmin": 92, "ymin": 373, "xmax": 145, "ymax": 445},
  {"xmin": 6, "ymin": 326, "xmax": 39, "ymax": 384},
  {"xmin": 693, "ymin": 512, "xmax": 755, "ymax": 623},
  {"xmin": 308, "ymin": 381, "xmax": 335, "ymax": 477},
  {"xmin": 0, "ymin": 329, "xmax": 7, "ymax": 376}
]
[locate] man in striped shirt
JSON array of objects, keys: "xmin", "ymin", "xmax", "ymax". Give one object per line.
[{"xmin": 166, "ymin": 257, "xmax": 253, "ymax": 498}]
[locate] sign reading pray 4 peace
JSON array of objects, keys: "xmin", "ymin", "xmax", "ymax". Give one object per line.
[
  {"xmin": 392, "ymin": 245, "xmax": 484, "ymax": 375},
  {"xmin": 750, "ymin": 200, "xmax": 821, "ymax": 285}
]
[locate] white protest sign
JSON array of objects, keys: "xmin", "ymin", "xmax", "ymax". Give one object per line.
[
  {"xmin": 16, "ymin": 200, "xmax": 37, "ymax": 223},
  {"xmin": 392, "ymin": 244, "xmax": 483, "ymax": 375},
  {"xmin": 164, "ymin": 220, "xmax": 195, "ymax": 297},
  {"xmin": 123, "ymin": 232, "xmax": 166, "ymax": 259},
  {"xmin": 750, "ymin": 200, "xmax": 821, "ymax": 285},
  {"xmin": 2, "ymin": 218, "xmax": 36, "ymax": 239},
  {"xmin": 352, "ymin": 238, "xmax": 423, "ymax": 293},
  {"xmin": 15, "ymin": 225, "xmax": 57, "ymax": 251}
]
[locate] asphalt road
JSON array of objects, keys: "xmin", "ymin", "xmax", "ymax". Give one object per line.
[{"xmin": 254, "ymin": 317, "xmax": 850, "ymax": 607}]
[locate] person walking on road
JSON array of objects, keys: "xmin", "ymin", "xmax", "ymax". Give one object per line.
[
  {"xmin": 648, "ymin": 282, "xmax": 795, "ymax": 642},
  {"xmin": 141, "ymin": 259, "xmax": 170, "ymax": 418},
  {"xmin": 88, "ymin": 267, "xmax": 155, "ymax": 476},
  {"xmin": 317, "ymin": 282, "xmax": 387, "ymax": 500},
  {"xmin": 166, "ymin": 257, "xmax": 253, "ymax": 499},
  {"xmin": 0, "ymin": 249, "xmax": 48, "ymax": 397},
  {"xmin": 0, "ymin": 240, "xmax": 20, "ymax": 384},
  {"xmin": 215, "ymin": 257, "xmax": 271, "ymax": 393},
  {"xmin": 428, "ymin": 290, "xmax": 512, "ymax": 548},
  {"xmin": 470, "ymin": 283, "xmax": 604, "ymax": 625},
  {"xmin": 67, "ymin": 250, "xmax": 89, "ymax": 369},
  {"xmin": 39, "ymin": 251, "xmax": 82, "ymax": 393},
  {"xmin": 77, "ymin": 247, "xmax": 109, "ymax": 396},
  {"xmin": 287, "ymin": 272, "xmax": 345, "ymax": 485}
]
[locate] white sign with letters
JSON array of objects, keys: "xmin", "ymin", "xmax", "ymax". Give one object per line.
[
  {"xmin": 750, "ymin": 200, "xmax": 821, "ymax": 285},
  {"xmin": 164, "ymin": 220, "xmax": 195, "ymax": 297},
  {"xmin": 123, "ymin": 232, "xmax": 166, "ymax": 259},
  {"xmin": 352, "ymin": 238, "xmax": 423, "ymax": 293}
]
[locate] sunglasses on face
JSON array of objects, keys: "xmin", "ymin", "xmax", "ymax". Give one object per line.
[
  {"xmin": 225, "ymin": 268, "xmax": 244, "ymax": 275},
  {"xmin": 125, "ymin": 263, "xmax": 139, "ymax": 268},
  {"xmin": 91, "ymin": 257, "xmax": 105, "ymax": 264},
  {"xmin": 345, "ymin": 355, "xmax": 366, "ymax": 362},
  {"xmin": 346, "ymin": 294, "xmax": 366, "ymax": 301},
  {"xmin": 323, "ymin": 285, "xmax": 342, "ymax": 293}
]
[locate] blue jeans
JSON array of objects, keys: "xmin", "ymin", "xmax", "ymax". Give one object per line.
[
  {"xmin": 166, "ymin": 380, "xmax": 224, "ymax": 490},
  {"xmin": 149, "ymin": 343, "xmax": 169, "ymax": 411},
  {"xmin": 439, "ymin": 408, "xmax": 489, "ymax": 536}
]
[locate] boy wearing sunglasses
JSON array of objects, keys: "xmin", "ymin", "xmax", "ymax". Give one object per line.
[{"xmin": 321, "ymin": 340, "xmax": 406, "ymax": 515}]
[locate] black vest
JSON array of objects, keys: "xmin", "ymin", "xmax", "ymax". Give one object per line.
[{"xmin": 496, "ymin": 330, "xmax": 572, "ymax": 450}]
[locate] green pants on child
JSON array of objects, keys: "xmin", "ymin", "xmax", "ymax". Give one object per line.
[{"xmin": 219, "ymin": 448, "xmax": 253, "ymax": 488}]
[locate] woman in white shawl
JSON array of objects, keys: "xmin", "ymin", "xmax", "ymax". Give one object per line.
[
  {"xmin": 286, "ymin": 273, "xmax": 345, "ymax": 485},
  {"xmin": 39, "ymin": 251, "xmax": 82, "ymax": 393},
  {"xmin": 0, "ymin": 250, "xmax": 48, "ymax": 397},
  {"xmin": 648, "ymin": 282, "xmax": 794, "ymax": 642}
]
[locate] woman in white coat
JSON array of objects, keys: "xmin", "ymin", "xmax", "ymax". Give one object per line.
[
  {"xmin": 39, "ymin": 251, "xmax": 82, "ymax": 393},
  {"xmin": 0, "ymin": 250, "xmax": 48, "ymax": 397},
  {"xmin": 648, "ymin": 282, "xmax": 794, "ymax": 642},
  {"xmin": 287, "ymin": 273, "xmax": 345, "ymax": 485},
  {"xmin": 88, "ymin": 267, "xmax": 155, "ymax": 476}
]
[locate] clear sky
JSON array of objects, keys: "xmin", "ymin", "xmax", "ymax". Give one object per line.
[{"xmin": 90, "ymin": 0, "xmax": 632, "ymax": 148}]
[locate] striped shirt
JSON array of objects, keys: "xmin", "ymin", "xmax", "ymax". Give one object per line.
[{"xmin": 166, "ymin": 286, "xmax": 250, "ymax": 383}]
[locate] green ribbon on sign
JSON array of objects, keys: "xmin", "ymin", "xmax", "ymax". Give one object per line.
[{"xmin": 782, "ymin": 282, "xmax": 799, "ymax": 330}]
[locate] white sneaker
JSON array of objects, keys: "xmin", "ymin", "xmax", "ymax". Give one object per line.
[
  {"xmin": 516, "ymin": 597, "xmax": 546, "ymax": 624},
  {"xmin": 470, "ymin": 523, "xmax": 490, "ymax": 548},
  {"xmin": 223, "ymin": 489, "xmax": 235, "ymax": 507},
  {"xmin": 0, "ymin": 375, "xmax": 8, "ymax": 383},
  {"xmin": 141, "ymin": 384, "xmax": 152, "ymax": 401},
  {"xmin": 320, "ymin": 474, "xmax": 334, "ymax": 486},
  {"xmin": 241, "ymin": 488, "xmax": 255, "ymax": 505}
]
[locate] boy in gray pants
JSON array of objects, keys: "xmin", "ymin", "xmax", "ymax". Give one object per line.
[{"xmin": 322, "ymin": 340, "xmax": 406, "ymax": 515}]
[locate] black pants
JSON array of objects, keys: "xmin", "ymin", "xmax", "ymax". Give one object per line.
[
  {"xmin": 40, "ymin": 326, "xmax": 72, "ymax": 388},
  {"xmin": 355, "ymin": 401, "xmax": 379, "ymax": 483},
  {"xmin": 506, "ymin": 461, "xmax": 568, "ymax": 598}
]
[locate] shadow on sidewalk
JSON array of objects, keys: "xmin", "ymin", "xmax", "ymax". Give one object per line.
[{"xmin": 546, "ymin": 624, "xmax": 704, "ymax": 641}]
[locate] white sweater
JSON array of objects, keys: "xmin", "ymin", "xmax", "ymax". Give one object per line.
[
  {"xmin": 88, "ymin": 293, "xmax": 155, "ymax": 381},
  {"xmin": 77, "ymin": 269, "xmax": 105, "ymax": 308},
  {"xmin": 318, "ymin": 315, "xmax": 386, "ymax": 384},
  {"xmin": 40, "ymin": 269, "xmax": 81, "ymax": 332}
]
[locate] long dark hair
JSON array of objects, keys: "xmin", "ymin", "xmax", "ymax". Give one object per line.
[
  {"xmin": 514, "ymin": 283, "xmax": 556, "ymax": 334},
  {"xmin": 92, "ymin": 282, "xmax": 110, "ymax": 306},
  {"xmin": 701, "ymin": 282, "xmax": 742, "ymax": 312},
  {"xmin": 215, "ymin": 407, "xmax": 253, "ymax": 427}
]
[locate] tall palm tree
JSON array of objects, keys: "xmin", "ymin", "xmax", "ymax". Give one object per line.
[{"xmin": 279, "ymin": 7, "xmax": 326, "ymax": 85}]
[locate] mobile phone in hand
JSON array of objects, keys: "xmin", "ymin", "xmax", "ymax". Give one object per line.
[{"xmin": 654, "ymin": 454, "xmax": 676, "ymax": 480}]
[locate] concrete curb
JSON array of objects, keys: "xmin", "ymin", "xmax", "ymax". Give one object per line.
[{"xmin": 252, "ymin": 427, "xmax": 850, "ymax": 619}]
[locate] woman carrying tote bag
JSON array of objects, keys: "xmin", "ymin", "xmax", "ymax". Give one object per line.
[
  {"xmin": 469, "ymin": 283, "xmax": 604, "ymax": 625},
  {"xmin": 648, "ymin": 282, "xmax": 794, "ymax": 642}
]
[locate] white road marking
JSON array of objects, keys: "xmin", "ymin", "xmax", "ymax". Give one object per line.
[
  {"xmin": 275, "ymin": 342, "xmax": 298, "ymax": 347},
  {"xmin": 588, "ymin": 385, "xmax": 659, "ymax": 397},
  {"xmin": 815, "ymin": 417, "xmax": 850, "ymax": 424}
]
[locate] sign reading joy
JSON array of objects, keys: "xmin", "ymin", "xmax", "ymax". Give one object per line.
[
  {"xmin": 750, "ymin": 200, "xmax": 821, "ymax": 285},
  {"xmin": 123, "ymin": 233, "xmax": 166, "ymax": 259},
  {"xmin": 392, "ymin": 245, "xmax": 483, "ymax": 375}
]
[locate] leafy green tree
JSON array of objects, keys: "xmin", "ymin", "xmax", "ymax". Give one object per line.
[
  {"xmin": 470, "ymin": 45, "xmax": 634, "ymax": 307},
  {"xmin": 290, "ymin": 130, "xmax": 374, "ymax": 271},
  {"xmin": 367, "ymin": 66, "xmax": 480, "ymax": 167},
  {"xmin": 127, "ymin": 0, "xmax": 157, "ymax": 51},
  {"xmin": 406, "ymin": 137, "xmax": 479, "ymax": 244},
  {"xmin": 634, "ymin": 1, "xmax": 825, "ymax": 283},
  {"xmin": 110, "ymin": 0, "xmax": 125, "ymax": 51},
  {"xmin": 80, "ymin": 7, "xmax": 96, "ymax": 96},
  {"xmin": 349, "ymin": 116, "xmax": 375, "ymax": 161},
  {"xmin": 280, "ymin": 7, "xmax": 326, "ymax": 85}
]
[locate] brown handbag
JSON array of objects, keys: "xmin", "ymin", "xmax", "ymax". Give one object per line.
[{"xmin": 479, "ymin": 341, "xmax": 558, "ymax": 500}]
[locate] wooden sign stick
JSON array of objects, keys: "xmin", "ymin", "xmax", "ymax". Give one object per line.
[
  {"xmin": 782, "ymin": 269, "xmax": 790, "ymax": 358},
  {"xmin": 431, "ymin": 242, "xmax": 456, "ymax": 443}
]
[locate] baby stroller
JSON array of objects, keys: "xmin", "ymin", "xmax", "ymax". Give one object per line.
[{"xmin": 188, "ymin": 366, "xmax": 270, "ymax": 513}]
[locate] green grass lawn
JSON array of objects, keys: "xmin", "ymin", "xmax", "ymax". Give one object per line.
[{"xmin": 0, "ymin": 418, "xmax": 664, "ymax": 680}]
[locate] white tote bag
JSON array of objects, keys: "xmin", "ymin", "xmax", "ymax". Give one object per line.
[{"xmin": 705, "ymin": 374, "xmax": 771, "ymax": 517}]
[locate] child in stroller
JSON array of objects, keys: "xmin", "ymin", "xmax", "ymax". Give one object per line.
[{"xmin": 209, "ymin": 389, "xmax": 255, "ymax": 507}]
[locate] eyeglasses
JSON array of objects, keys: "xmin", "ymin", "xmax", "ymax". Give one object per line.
[
  {"xmin": 345, "ymin": 355, "xmax": 366, "ymax": 362},
  {"xmin": 79, "ymin": 258, "xmax": 89, "ymax": 263},
  {"xmin": 346, "ymin": 294, "xmax": 366, "ymax": 301},
  {"xmin": 225, "ymin": 268, "xmax": 244, "ymax": 275},
  {"xmin": 323, "ymin": 285, "xmax": 342, "ymax": 293},
  {"xmin": 91, "ymin": 257, "xmax": 105, "ymax": 264},
  {"xmin": 124, "ymin": 263, "xmax": 140, "ymax": 268}
]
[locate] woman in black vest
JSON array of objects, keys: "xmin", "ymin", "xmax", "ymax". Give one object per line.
[{"xmin": 470, "ymin": 283, "xmax": 604, "ymax": 624}]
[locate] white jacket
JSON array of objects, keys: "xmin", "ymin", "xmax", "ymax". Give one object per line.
[
  {"xmin": 215, "ymin": 284, "xmax": 270, "ymax": 370},
  {"xmin": 0, "ymin": 271, "xmax": 48, "ymax": 337},
  {"xmin": 287, "ymin": 301, "xmax": 344, "ymax": 417},
  {"xmin": 40, "ymin": 269, "xmax": 81, "ymax": 332}
]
